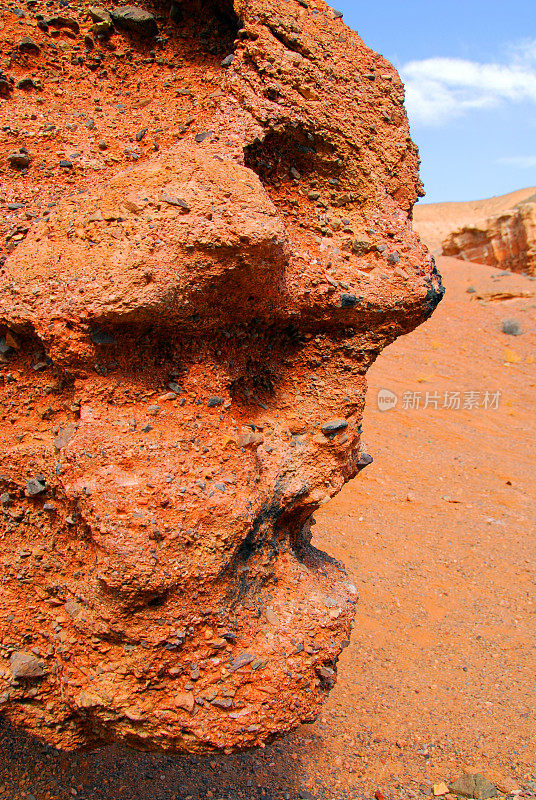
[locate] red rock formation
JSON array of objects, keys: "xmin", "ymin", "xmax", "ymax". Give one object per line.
[
  {"xmin": 0, "ymin": 0, "xmax": 442, "ymax": 752},
  {"xmin": 442, "ymin": 201, "xmax": 536, "ymax": 275}
]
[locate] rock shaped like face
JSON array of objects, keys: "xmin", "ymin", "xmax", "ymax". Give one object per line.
[{"xmin": 0, "ymin": 0, "xmax": 443, "ymax": 752}]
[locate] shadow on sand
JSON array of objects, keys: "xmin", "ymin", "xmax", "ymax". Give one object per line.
[{"xmin": 0, "ymin": 720, "xmax": 325, "ymax": 800}]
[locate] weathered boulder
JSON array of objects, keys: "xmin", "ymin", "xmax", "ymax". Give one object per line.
[
  {"xmin": 0, "ymin": 0, "xmax": 443, "ymax": 753},
  {"xmin": 109, "ymin": 5, "xmax": 158, "ymax": 36},
  {"xmin": 442, "ymin": 201, "xmax": 536, "ymax": 275}
]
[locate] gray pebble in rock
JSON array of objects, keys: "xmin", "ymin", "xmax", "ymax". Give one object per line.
[
  {"xmin": 110, "ymin": 6, "xmax": 158, "ymax": 37},
  {"xmin": 32, "ymin": 359, "xmax": 49, "ymax": 371},
  {"xmin": 211, "ymin": 697, "xmax": 232, "ymax": 708},
  {"xmin": 10, "ymin": 651, "xmax": 44, "ymax": 679},
  {"xmin": 26, "ymin": 476, "xmax": 46, "ymax": 496},
  {"xmin": 501, "ymin": 319, "xmax": 522, "ymax": 336},
  {"xmin": 228, "ymin": 652, "xmax": 254, "ymax": 672},
  {"xmin": 321, "ymin": 418, "xmax": 348, "ymax": 436},
  {"xmin": 207, "ymin": 396, "xmax": 224, "ymax": 407},
  {"xmin": 195, "ymin": 131, "xmax": 214, "ymax": 143},
  {"xmin": 340, "ymin": 293, "xmax": 357, "ymax": 308},
  {"xmin": 161, "ymin": 194, "xmax": 190, "ymax": 210},
  {"xmin": 17, "ymin": 77, "xmax": 35, "ymax": 90},
  {"xmin": 17, "ymin": 37, "xmax": 40, "ymax": 54},
  {"xmin": 0, "ymin": 72, "xmax": 13, "ymax": 95},
  {"xmin": 8, "ymin": 151, "xmax": 30, "ymax": 169},
  {"xmin": 357, "ymin": 452, "xmax": 373, "ymax": 469},
  {"xmin": 0, "ymin": 337, "xmax": 14, "ymax": 356},
  {"xmin": 221, "ymin": 54, "xmax": 235, "ymax": 67}
]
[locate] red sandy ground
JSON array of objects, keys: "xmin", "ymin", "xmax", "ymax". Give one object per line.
[
  {"xmin": 0, "ymin": 256, "xmax": 535, "ymax": 797},
  {"xmin": 310, "ymin": 256, "xmax": 536, "ymax": 794}
]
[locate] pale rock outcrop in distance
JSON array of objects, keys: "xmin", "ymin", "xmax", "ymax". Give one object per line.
[
  {"xmin": 413, "ymin": 187, "xmax": 536, "ymax": 275},
  {"xmin": 442, "ymin": 201, "xmax": 536, "ymax": 276}
]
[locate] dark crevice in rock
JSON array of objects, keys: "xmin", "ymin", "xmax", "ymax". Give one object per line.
[
  {"xmin": 244, "ymin": 126, "xmax": 341, "ymax": 192},
  {"xmin": 168, "ymin": 0, "xmax": 239, "ymax": 56},
  {"xmin": 221, "ymin": 492, "xmax": 342, "ymax": 611},
  {"xmin": 423, "ymin": 257, "xmax": 445, "ymax": 317}
]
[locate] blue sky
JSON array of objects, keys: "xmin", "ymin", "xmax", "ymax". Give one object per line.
[{"xmin": 335, "ymin": 1, "xmax": 536, "ymax": 203}]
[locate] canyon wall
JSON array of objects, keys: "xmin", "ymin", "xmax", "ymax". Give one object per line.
[{"xmin": 442, "ymin": 201, "xmax": 536, "ymax": 276}]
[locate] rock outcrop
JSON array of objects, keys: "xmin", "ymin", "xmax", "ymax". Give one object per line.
[
  {"xmin": 442, "ymin": 201, "xmax": 536, "ymax": 276},
  {"xmin": 0, "ymin": 0, "xmax": 443, "ymax": 752},
  {"xmin": 412, "ymin": 186, "xmax": 536, "ymax": 254}
]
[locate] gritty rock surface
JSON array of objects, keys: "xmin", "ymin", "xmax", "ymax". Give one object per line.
[{"xmin": 0, "ymin": 0, "xmax": 442, "ymax": 753}]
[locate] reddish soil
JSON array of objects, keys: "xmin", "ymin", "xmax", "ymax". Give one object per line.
[
  {"xmin": 1, "ymin": 256, "xmax": 534, "ymax": 796},
  {"xmin": 311, "ymin": 255, "xmax": 536, "ymax": 794}
]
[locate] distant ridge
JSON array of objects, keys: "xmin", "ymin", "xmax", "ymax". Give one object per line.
[{"xmin": 413, "ymin": 186, "xmax": 536, "ymax": 252}]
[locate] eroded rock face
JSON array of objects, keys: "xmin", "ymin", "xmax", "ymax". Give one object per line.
[
  {"xmin": 442, "ymin": 202, "xmax": 536, "ymax": 275},
  {"xmin": 0, "ymin": 0, "xmax": 443, "ymax": 752}
]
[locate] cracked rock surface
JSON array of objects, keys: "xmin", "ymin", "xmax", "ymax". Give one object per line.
[{"xmin": 0, "ymin": 0, "xmax": 442, "ymax": 752}]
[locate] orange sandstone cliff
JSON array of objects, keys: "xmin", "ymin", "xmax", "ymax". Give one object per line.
[
  {"xmin": 0, "ymin": 0, "xmax": 443, "ymax": 752},
  {"xmin": 413, "ymin": 188, "xmax": 536, "ymax": 275},
  {"xmin": 442, "ymin": 201, "xmax": 536, "ymax": 276}
]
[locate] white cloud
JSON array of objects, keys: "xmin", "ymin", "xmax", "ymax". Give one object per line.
[
  {"xmin": 497, "ymin": 156, "xmax": 536, "ymax": 168},
  {"xmin": 401, "ymin": 42, "xmax": 536, "ymax": 126}
]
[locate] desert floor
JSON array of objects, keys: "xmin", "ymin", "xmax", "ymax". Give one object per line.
[{"xmin": 1, "ymin": 255, "xmax": 535, "ymax": 799}]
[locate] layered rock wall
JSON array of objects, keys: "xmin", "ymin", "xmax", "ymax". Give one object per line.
[{"xmin": 442, "ymin": 202, "xmax": 536, "ymax": 275}]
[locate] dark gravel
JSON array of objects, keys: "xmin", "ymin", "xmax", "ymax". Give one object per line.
[{"xmin": 0, "ymin": 720, "xmax": 317, "ymax": 800}]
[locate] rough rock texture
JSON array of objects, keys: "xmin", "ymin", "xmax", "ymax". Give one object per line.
[
  {"xmin": 442, "ymin": 201, "xmax": 536, "ymax": 276},
  {"xmin": 0, "ymin": 0, "xmax": 443, "ymax": 753}
]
